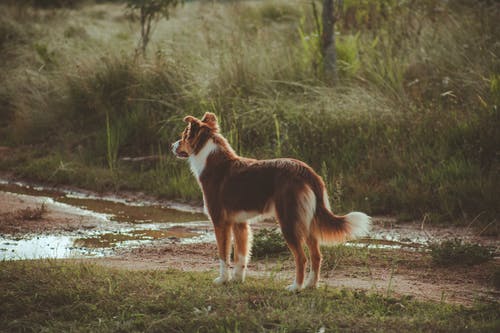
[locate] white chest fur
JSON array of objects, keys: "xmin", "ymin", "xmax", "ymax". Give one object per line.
[{"xmin": 188, "ymin": 139, "xmax": 219, "ymax": 180}]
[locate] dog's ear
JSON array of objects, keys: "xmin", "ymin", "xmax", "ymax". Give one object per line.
[
  {"xmin": 201, "ymin": 112, "xmax": 219, "ymax": 131},
  {"xmin": 183, "ymin": 115, "xmax": 199, "ymax": 124},
  {"xmin": 183, "ymin": 115, "xmax": 202, "ymax": 134}
]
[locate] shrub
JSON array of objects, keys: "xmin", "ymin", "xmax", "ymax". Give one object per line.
[
  {"xmin": 258, "ymin": 2, "xmax": 300, "ymax": 23},
  {"xmin": 65, "ymin": 56, "xmax": 191, "ymax": 158},
  {"xmin": 16, "ymin": 203, "xmax": 46, "ymax": 220},
  {"xmin": 251, "ymin": 228, "xmax": 288, "ymax": 259},
  {"xmin": 491, "ymin": 268, "xmax": 500, "ymax": 290},
  {"xmin": 429, "ymin": 239, "xmax": 493, "ymax": 266}
]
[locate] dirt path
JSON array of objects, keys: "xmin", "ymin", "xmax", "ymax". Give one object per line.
[
  {"xmin": 1, "ymin": 186, "xmax": 498, "ymax": 306},
  {"xmin": 0, "ymin": 191, "xmax": 103, "ymax": 234},
  {"xmin": 89, "ymin": 240, "xmax": 498, "ymax": 306}
]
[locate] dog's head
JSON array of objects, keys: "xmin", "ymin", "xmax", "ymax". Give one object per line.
[{"xmin": 171, "ymin": 112, "xmax": 219, "ymax": 159}]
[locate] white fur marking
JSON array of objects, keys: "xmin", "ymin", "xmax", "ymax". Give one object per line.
[
  {"xmin": 232, "ymin": 202, "xmax": 276, "ymax": 224},
  {"xmin": 232, "ymin": 211, "xmax": 260, "ymax": 223},
  {"xmin": 233, "ymin": 255, "xmax": 247, "ymax": 282},
  {"xmin": 304, "ymin": 270, "xmax": 318, "ymax": 289},
  {"xmin": 298, "ymin": 186, "xmax": 316, "ymax": 230},
  {"xmin": 171, "ymin": 140, "xmax": 180, "ymax": 155},
  {"xmin": 345, "ymin": 212, "xmax": 372, "ymax": 238},
  {"xmin": 189, "ymin": 139, "xmax": 218, "ymax": 179},
  {"xmin": 286, "ymin": 280, "xmax": 302, "ymax": 292},
  {"xmin": 323, "ymin": 188, "xmax": 331, "ymax": 210},
  {"xmin": 213, "ymin": 259, "xmax": 231, "ymax": 285}
]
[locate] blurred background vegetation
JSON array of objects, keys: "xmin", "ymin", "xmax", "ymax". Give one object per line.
[{"xmin": 0, "ymin": 0, "xmax": 498, "ymax": 230}]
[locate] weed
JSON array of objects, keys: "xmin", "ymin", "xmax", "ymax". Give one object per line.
[
  {"xmin": 34, "ymin": 42, "xmax": 57, "ymax": 67},
  {"xmin": 251, "ymin": 228, "xmax": 288, "ymax": 259},
  {"xmin": 336, "ymin": 33, "xmax": 361, "ymax": 78},
  {"xmin": 0, "ymin": 0, "xmax": 498, "ymax": 226},
  {"xmin": 429, "ymin": 239, "xmax": 493, "ymax": 267},
  {"xmin": 491, "ymin": 268, "xmax": 500, "ymax": 290},
  {"xmin": 0, "ymin": 260, "xmax": 498, "ymax": 332},
  {"xmin": 258, "ymin": 2, "xmax": 300, "ymax": 23},
  {"xmin": 63, "ymin": 25, "xmax": 88, "ymax": 39},
  {"xmin": 105, "ymin": 110, "xmax": 120, "ymax": 172},
  {"xmin": 15, "ymin": 203, "xmax": 46, "ymax": 220}
]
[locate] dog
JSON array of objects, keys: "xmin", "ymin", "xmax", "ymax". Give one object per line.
[{"xmin": 172, "ymin": 112, "xmax": 371, "ymax": 291}]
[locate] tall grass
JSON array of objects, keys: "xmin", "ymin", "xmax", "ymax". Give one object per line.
[{"xmin": 0, "ymin": 0, "xmax": 498, "ymax": 226}]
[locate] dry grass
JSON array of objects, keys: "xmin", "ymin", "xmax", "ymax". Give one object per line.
[
  {"xmin": 15, "ymin": 203, "xmax": 47, "ymax": 220},
  {"xmin": 0, "ymin": 0, "xmax": 498, "ymax": 227}
]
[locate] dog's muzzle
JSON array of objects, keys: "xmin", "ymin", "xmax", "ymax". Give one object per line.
[{"xmin": 171, "ymin": 141, "xmax": 188, "ymax": 159}]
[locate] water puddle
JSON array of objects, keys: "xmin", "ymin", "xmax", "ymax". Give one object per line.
[
  {"xmin": 0, "ymin": 179, "xmax": 452, "ymax": 261},
  {"xmin": 0, "ymin": 179, "xmax": 211, "ymax": 260},
  {"xmin": 0, "ymin": 221, "xmax": 214, "ymax": 260},
  {"xmin": 347, "ymin": 237, "xmax": 425, "ymax": 250},
  {"xmin": 0, "ymin": 180, "xmax": 206, "ymax": 223}
]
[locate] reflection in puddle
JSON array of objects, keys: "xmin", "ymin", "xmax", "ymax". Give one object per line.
[
  {"xmin": 0, "ymin": 234, "xmax": 113, "ymax": 260},
  {"xmin": 0, "ymin": 180, "xmax": 206, "ymax": 224},
  {"xmin": 0, "ymin": 179, "xmax": 211, "ymax": 260},
  {"xmin": 74, "ymin": 228, "xmax": 198, "ymax": 248},
  {"xmin": 347, "ymin": 237, "xmax": 425, "ymax": 250},
  {"xmin": 0, "ymin": 223, "xmax": 212, "ymax": 260},
  {"xmin": 58, "ymin": 196, "xmax": 206, "ymax": 223}
]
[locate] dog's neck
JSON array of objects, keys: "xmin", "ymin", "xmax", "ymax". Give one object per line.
[{"xmin": 188, "ymin": 134, "xmax": 237, "ymax": 179}]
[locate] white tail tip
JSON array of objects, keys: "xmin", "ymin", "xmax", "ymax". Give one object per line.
[{"xmin": 345, "ymin": 212, "xmax": 371, "ymax": 238}]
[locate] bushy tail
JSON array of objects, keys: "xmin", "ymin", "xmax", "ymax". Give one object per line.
[{"xmin": 314, "ymin": 206, "xmax": 371, "ymax": 244}]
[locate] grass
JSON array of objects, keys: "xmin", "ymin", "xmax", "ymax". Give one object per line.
[
  {"xmin": 251, "ymin": 228, "xmax": 289, "ymax": 259},
  {"xmin": 429, "ymin": 239, "xmax": 494, "ymax": 267},
  {"xmin": 0, "ymin": 260, "xmax": 498, "ymax": 332},
  {"xmin": 15, "ymin": 203, "xmax": 46, "ymax": 221},
  {"xmin": 0, "ymin": 0, "xmax": 498, "ymax": 228}
]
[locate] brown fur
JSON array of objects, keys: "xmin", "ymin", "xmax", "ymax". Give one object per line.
[{"xmin": 172, "ymin": 112, "xmax": 370, "ymax": 290}]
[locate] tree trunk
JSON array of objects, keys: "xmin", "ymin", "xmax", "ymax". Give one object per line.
[{"xmin": 321, "ymin": 0, "xmax": 338, "ymax": 83}]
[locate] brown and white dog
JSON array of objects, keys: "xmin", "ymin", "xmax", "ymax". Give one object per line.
[{"xmin": 172, "ymin": 112, "xmax": 371, "ymax": 291}]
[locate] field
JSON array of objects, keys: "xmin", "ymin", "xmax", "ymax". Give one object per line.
[
  {"xmin": 0, "ymin": 172, "xmax": 499, "ymax": 332},
  {"xmin": 1, "ymin": 258, "xmax": 499, "ymax": 332},
  {"xmin": 0, "ymin": 0, "xmax": 499, "ymax": 332},
  {"xmin": 0, "ymin": 0, "xmax": 498, "ymax": 228}
]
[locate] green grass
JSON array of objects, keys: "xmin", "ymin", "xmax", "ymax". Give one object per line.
[
  {"xmin": 1, "ymin": 260, "xmax": 498, "ymax": 332},
  {"xmin": 429, "ymin": 239, "xmax": 494, "ymax": 267},
  {"xmin": 0, "ymin": 0, "xmax": 498, "ymax": 227}
]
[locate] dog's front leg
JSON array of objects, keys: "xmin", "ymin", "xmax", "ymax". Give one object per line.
[
  {"xmin": 233, "ymin": 222, "xmax": 252, "ymax": 282},
  {"xmin": 213, "ymin": 222, "xmax": 233, "ymax": 285}
]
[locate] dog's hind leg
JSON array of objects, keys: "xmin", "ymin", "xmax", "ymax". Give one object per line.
[
  {"xmin": 275, "ymin": 185, "xmax": 316, "ymax": 291},
  {"xmin": 284, "ymin": 238, "xmax": 307, "ymax": 292},
  {"xmin": 304, "ymin": 234, "xmax": 322, "ymax": 289},
  {"xmin": 276, "ymin": 203, "xmax": 307, "ymax": 291},
  {"xmin": 213, "ymin": 222, "xmax": 233, "ymax": 285},
  {"xmin": 233, "ymin": 222, "xmax": 252, "ymax": 282}
]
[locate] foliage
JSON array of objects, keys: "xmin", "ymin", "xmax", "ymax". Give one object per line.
[
  {"xmin": 251, "ymin": 228, "xmax": 289, "ymax": 259},
  {"xmin": 15, "ymin": 203, "xmax": 46, "ymax": 220},
  {"xmin": 125, "ymin": 0, "xmax": 181, "ymax": 56},
  {"xmin": 492, "ymin": 268, "xmax": 500, "ymax": 290},
  {"xmin": 0, "ymin": 0, "xmax": 498, "ymax": 225},
  {"xmin": 429, "ymin": 239, "xmax": 493, "ymax": 267}
]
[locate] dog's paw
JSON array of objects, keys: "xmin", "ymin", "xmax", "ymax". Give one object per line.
[
  {"xmin": 303, "ymin": 275, "xmax": 318, "ymax": 289},
  {"xmin": 232, "ymin": 268, "xmax": 246, "ymax": 283},
  {"xmin": 213, "ymin": 276, "xmax": 230, "ymax": 285},
  {"xmin": 303, "ymin": 281, "xmax": 318, "ymax": 289},
  {"xmin": 285, "ymin": 282, "xmax": 303, "ymax": 292}
]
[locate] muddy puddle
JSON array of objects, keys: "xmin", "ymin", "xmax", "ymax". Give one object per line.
[
  {"xmin": 0, "ymin": 179, "xmax": 213, "ymax": 260},
  {"xmin": 2, "ymin": 179, "xmax": 494, "ymax": 261}
]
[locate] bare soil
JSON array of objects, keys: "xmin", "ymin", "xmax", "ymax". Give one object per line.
[
  {"xmin": 0, "ymin": 191, "xmax": 100, "ymax": 233},
  {"xmin": 1, "ymin": 188, "xmax": 498, "ymax": 306}
]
